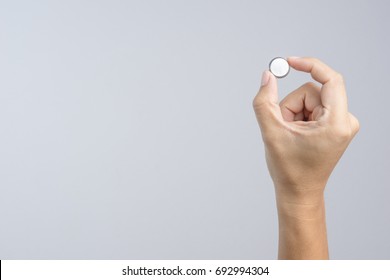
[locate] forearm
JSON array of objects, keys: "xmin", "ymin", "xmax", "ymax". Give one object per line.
[{"xmin": 275, "ymin": 187, "xmax": 329, "ymax": 260}]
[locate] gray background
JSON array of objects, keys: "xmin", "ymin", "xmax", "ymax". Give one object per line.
[{"xmin": 0, "ymin": 0, "xmax": 389, "ymax": 259}]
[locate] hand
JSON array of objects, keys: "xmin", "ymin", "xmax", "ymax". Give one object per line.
[
  {"xmin": 253, "ymin": 57, "xmax": 359, "ymax": 201},
  {"xmin": 253, "ymin": 57, "xmax": 359, "ymax": 259}
]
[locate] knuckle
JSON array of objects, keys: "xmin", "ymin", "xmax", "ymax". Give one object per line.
[
  {"xmin": 333, "ymin": 125, "xmax": 352, "ymax": 141},
  {"xmin": 355, "ymin": 119, "xmax": 361, "ymax": 132},
  {"xmin": 352, "ymin": 117, "xmax": 360, "ymax": 134},
  {"xmin": 302, "ymin": 81, "xmax": 317, "ymax": 90},
  {"xmin": 333, "ymin": 72, "xmax": 344, "ymax": 83},
  {"xmin": 349, "ymin": 113, "xmax": 360, "ymax": 134},
  {"xmin": 252, "ymin": 96, "xmax": 271, "ymax": 111},
  {"xmin": 252, "ymin": 94, "xmax": 260, "ymax": 107},
  {"xmin": 309, "ymin": 57, "xmax": 325, "ymax": 67},
  {"xmin": 305, "ymin": 81, "xmax": 316, "ymax": 87},
  {"xmin": 252, "ymin": 95, "xmax": 264, "ymax": 110}
]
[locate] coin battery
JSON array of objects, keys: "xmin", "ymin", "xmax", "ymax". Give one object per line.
[{"xmin": 269, "ymin": 57, "xmax": 290, "ymax": 78}]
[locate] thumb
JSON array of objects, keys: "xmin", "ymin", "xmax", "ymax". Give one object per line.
[{"xmin": 253, "ymin": 71, "xmax": 282, "ymax": 133}]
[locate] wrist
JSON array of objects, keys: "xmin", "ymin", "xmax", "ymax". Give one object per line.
[
  {"xmin": 275, "ymin": 184, "xmax": 326, "ymax": 220},
  {"xmin": 276, "ymin": 192, "xmax": 329, "ymax": 259}
]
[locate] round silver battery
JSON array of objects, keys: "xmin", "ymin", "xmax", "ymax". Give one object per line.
[{"xmin": 269, "ymin": 57, "xmax": 290, "ymax": 78}]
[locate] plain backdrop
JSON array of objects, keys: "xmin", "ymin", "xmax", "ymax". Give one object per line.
[{"xmin": 0, "ymin": 0, "xmax": 389, "ymax": 259}]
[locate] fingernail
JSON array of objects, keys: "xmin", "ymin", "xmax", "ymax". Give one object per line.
[
  {"xmin": 288, "ymin": 56, "xmax": 301, "ymax": 60},
  {"xmin": 261, "ymin": 70, "xmax": 270, "ymax": 86}
]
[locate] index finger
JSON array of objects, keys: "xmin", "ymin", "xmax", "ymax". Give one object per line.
[{"xmin": 287, "ymin": 57, "xmax": 348, "ymax": 116}]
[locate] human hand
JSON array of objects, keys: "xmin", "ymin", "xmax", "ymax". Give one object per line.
[
  {"xmin": 253, "ymin": 57, "xmax": 359, "ymax": 259},
  {"xmin": 253, "ymin": 57, "xmax": 359, "ymax": 202}
]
